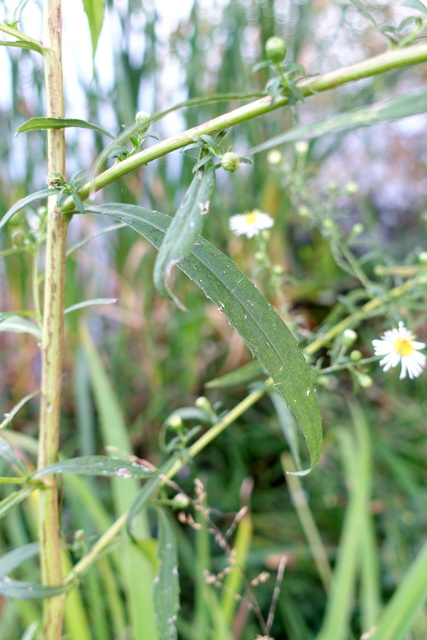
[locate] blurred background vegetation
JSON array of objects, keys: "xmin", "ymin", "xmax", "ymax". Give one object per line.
[{"xmin": 1, "ymin": 0, "xmax": 427, "ymax": 638}]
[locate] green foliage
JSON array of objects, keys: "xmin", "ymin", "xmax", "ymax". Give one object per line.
[
  {"xmin": 1, "ymin": 1, "xmax": 427, "ymax": 639},
  {"xmin": 86, "ymin": 203, "xmax": 323, "ymax": 470},
  {"xmin": 81, "ymin": 0, "xmax": 106, "ymax": 57}
]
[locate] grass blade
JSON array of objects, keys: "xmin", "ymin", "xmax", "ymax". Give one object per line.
[
  {"xmin": 154, "ymin": 509, "xmax": 180, "ymax": 640},
  {"xmin": 369, "ymin": 542, "xmax": 427, "ymax": 640}
]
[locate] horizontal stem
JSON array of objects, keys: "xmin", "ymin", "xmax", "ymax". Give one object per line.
[{"xmin": 59, "ymin": 43, "xmax": 427, "ymax": 214}]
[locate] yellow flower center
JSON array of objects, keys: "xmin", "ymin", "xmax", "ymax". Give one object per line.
[
  {"xmin": 394, "ymin": 337, "xmax": 414, "ymax": 357},
  {"xmin": 244, "ymin": 211, "xmax": 259, "ymax": 225}
]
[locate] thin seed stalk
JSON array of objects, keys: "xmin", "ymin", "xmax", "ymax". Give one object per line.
[{"xmin": 38, "ymin": 0, "xmax": 68, "ymax": 638}]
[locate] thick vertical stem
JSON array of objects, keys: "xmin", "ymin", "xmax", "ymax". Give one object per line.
[{"xmin": 38, "ymin": 1, "xmax": 68, "ymax": 638}]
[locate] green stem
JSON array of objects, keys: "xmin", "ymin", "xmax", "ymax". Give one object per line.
[
  {"xmin": 37, "ymin": 1, "xmax": 68, "ymax": 638},
  {"xmin": 281, "ymin": 453, "xmax": 332, "ymax": 592},
  {"xmin": 32, "ymin": 250, "xmax": 42, "ymax": 326},
  {"xmin": 63, "ymin": 384, "xmax": 270, "ymax": 585},
  {"xmin": 58, "ymin": 43, "xmax": 427, "ymax": 213},
  {"xmin": 61, "ymin": 272, "xmax": 424, "ymax": 584},
  {"xmin": 305, "ymin": 277, "xmax": 422, "ymax": 356},
  {"xmin": 0, "ymin": 22, "xmax": 43, "ymax": 47}
]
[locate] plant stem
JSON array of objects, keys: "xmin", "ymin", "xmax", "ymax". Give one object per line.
[
  {"xmin": 305, "ymin": 277, "xmax": 422, "ymax": 356},
  {"xmin": 55, "ymin": 43, "xmax": 427, "ymax": 213},
  {"xmin": 63, "ymin": 384, "xmax": 270, "ymax": 585},
  {"xmin": 60, "ymin": 269, "xmax": 424, "ymax": 585},
  {"xmin": 37, "ymin": 1, "xmax": 68, "ymax": 638}
]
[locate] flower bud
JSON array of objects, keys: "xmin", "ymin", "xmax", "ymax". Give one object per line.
[
  {"xmin": 221, "ymin": 152, "xmax": 240, "ymax": 172},
  {"xmin": 345, "ymin": 181, "xmax": 358, "ymax": 195},
  {"xmin": 356, "ymin": 372, "xmax": 373, "ymax": 388},
  {"xmin": 265, "ymin": 36, "xmax": 287, "ymax": 64},
  {"xmin": 195, "ymin": 396, "xmax": 212, "ymax": 412},
  {"xmin": 418, "ymin": 251, "xmax": 427, "ymax": 265},
  {"xmin": 172, "ymin": 493, "xmax": 190, "ymax": 509},
  {"xmin": 342, "ymin": 329, "xmax": 357, "ymax": 348},
  {"xmin": 168, "ymin": 414, "xmax": 183, "ymax": 431},
  {"xmin": 350, "ymin": 349, "xmax": 362, "ymax": 362},
  {"xmin": 267, "ymin": 150, "xmax": 282, "ymax": 165},
  {"xmin": 295, "ymin": 141, "xmax": 309, "ymax": 155},
  {"xmin": 322, "ymin": 218, "xmax": 337, "ymax": 233},
  {"xmin": 350, "ymin": 223, "xmax": 364, "ymax": 237},
  {"xmin": 272, "ymin": 264, "xmax": 284, "ymax": 276},
  {"xmin": 135, "ymin": 110, "xmax": 151, "ymax": 133}
]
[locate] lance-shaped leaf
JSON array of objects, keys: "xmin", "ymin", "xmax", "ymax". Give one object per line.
[
  {"xmin": 0, "ymin": 40, "xmax": 43, "ymax": 53},
  {"xmin": 0, "ymin": 188, "xmax": 59, "ymax": 229},
  {"xmin": 85, "ymin": 204, "xmax": 323, "ymax": 471},
  {"xmin": 0, "ymin": 316, "xmax": 42, "ymax": 341},
  {"xmin": 16, "ymin": 117, "xmax": 113, "ymax": 138},
  {"xmin": 0, "ymin": 544, "xmax": 73, "ymax": 600},
  {"xmin": 82, "ymin": 0, "xmax": 106, "ymax": 57},
  {"xmin": 0, "ymin": 487, "xmax": 35, "ymax": 520},
  {"xmin": 0, "ymin": 543, "xmax": 40, "ymax": 579},
  {"xmin": 154, "ymin": 509, "xmax": 180, "ymax": 640},
  {"xmin": 0, "ymin": 577, "xmax": 71, "ymax": 600},
  {"xmin": 126, "ymin": 455, "xmax": 182, "ymax": 538},
  {"xmin": 154, "ymin": 165, "xmax": 216, "ymax": 310},
  {"xmin": 0, "ymin": 390, "xmax": 40, "ymax": 431},
  {"xmin": 33, "ymin": 455, "xmax": 156, "ymax": 479},
  {"xmin": 0, "ymin": 436, "xmax": 30, "ymax": 475},
  {"xmin": 248, "ymin": 87, "xmax": 427, "ymax": 155}
]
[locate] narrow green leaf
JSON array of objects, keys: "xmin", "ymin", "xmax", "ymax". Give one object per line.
[
  {"xmin": 402, "ymin": 0, "xmax": 427, "ymax": 15},
  {"xmin": 369, "ymin": 542, "xmax": 427, "ymax": 640},
  {"xmin": 81, "ymin": 0, "xmax": 106, "ymax": 56},
  {"xmin": 64, "ymin": 298, "xmax": 117, "ymax": 315},
  {"xmin": 0, "ymin": 390, "xmax": 40, "ymax": 431},
  {"xmin": 0, "ymin": 487, "xmax": 34, "ymax": 520},
  {"xmin": 33, "ymin": 455, "xmax": 156, "ymax": 479},
  {"xmin": 0, "ymin": 316, "xmax": 42, "ymax": 341},
  {"xmin": 205, "ymin": 361, "xmax": 264, "ymax": 388},
  {"xmin": 154, "ymin": 509, "xmax": 180, "ymax": 640},
  {"xmin": 0, "ymin": 577, "xmax": 71, "ymax": 600},
  {"xmin": 0, "ymin": 543, "xmax": 40, "ymax": 579},
  {"xmin": 154, "ymin": 166, "xmax": 216, "ymax": 310},
  {"xmin": 126, "ymin": 456, "xmax": 181, "ymax": 537},
  {"xmin": 81, "ymin": 326, "xmax": 158, "ymax": 637},
  {"xmin": 20, "ymin": 621, "xmax": 39, "ymax": 640},
  {"xmin": 16, "ymin": 117, "xmax": 113, "ymax": 138},
  {"xmin": 316, "ymin": 403, "xmax": 372, "ymax": 640},
  {"xmin": 0, "ymin": 247, "xmax": 29, "ymax": 259},
  {"xmin": 270, "ymin": 390, "xmax": 303, "ymax": 471},
  {"xmin": 0, "ymin": 188, "xmax": 58, "ymax": 229},
  {"xmin": 12, "ymin": 0, "xmax": 32, "ymax": 23},
  {"xmin": 220, "ymin": 510, "xmax": 252, "ymax": 625},
  {"xmin": 248, "ymin": 87, "xmax": 427, "ymax": 155},
  {"xmin": 0, "ymin": 436, "xmax": 30, "ymax": 475},
  {"xmin": 86, "ymin": 204, "xmax": 323, "ymax": 470},
  {"xmin": 66, "ymin": 222, "xmax": 126, "ymax": 256},
  {"xmin": 0, "ymin": 40, "xmax": 43, "ymax": 53}
]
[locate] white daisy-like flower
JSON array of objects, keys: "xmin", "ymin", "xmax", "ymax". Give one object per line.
[
  {"xmin": 229, "ymin": 210, "xmax": 274, "ymax": 238},
  {"xmin": 372, "ymin": 321, "xmax": 426, "ymax": 379}
]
